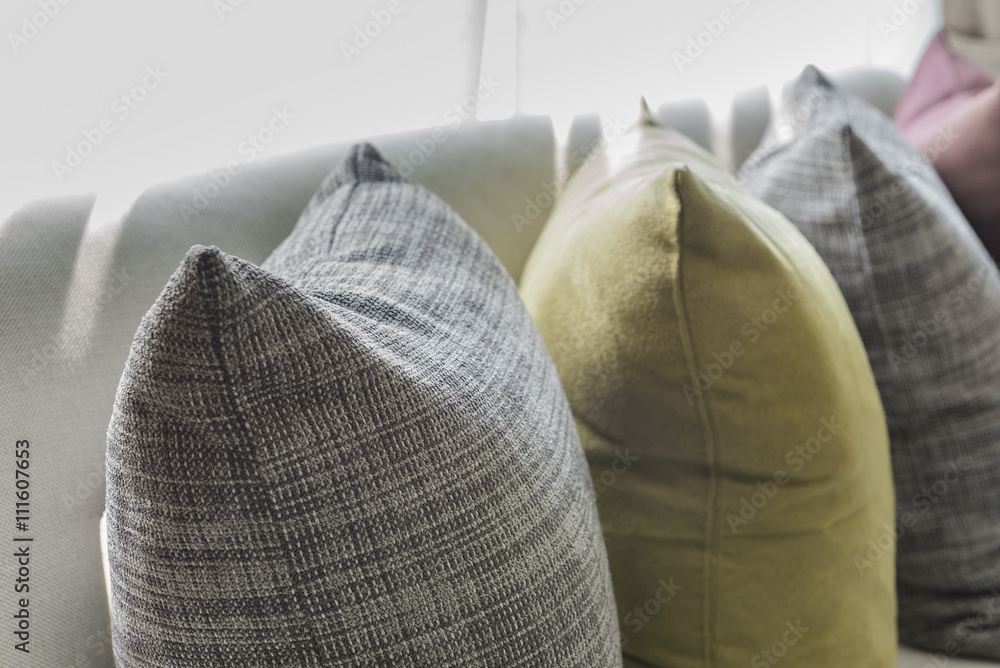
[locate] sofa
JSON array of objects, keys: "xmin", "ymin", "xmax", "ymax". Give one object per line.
[{"xmin": 1, "ymin": 64, "xmax": 997, "ymax": 667}]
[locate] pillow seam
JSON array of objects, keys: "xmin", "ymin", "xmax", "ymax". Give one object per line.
[
  {"xmin": 200, "ymin": 259, "xmax": 317, "ymax": 660},
  {"xmin": 670, "ymin": 168, "xmax": 720, "ymax": 667}
]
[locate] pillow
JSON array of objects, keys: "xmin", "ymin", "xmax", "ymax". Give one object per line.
[
  {"xmin": 894, "ymin": 31, "xmax": 1000, "ymax": 261},
  {"xmin": 893, "ymin": 30, "xmax": 993, "ymax": 141},
  {"xmin": 912, "ymin": 83, "xmax": 1000, "ymax": 263},
  {"xmin": 105, "ymin": 144, "xmax": 622, "ymax": 667},
  {"xmin": 518, "ymin": 105, "xmax": 897, "ymax": 667},
  {"xmin": 739, "ymin": 66, "xmax": 1000, "ymax": 660}
]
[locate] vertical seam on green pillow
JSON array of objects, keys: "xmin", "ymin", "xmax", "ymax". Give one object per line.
[{"xmin": 669, "ymin": 168, "xmax": 721, "ymax": 666}]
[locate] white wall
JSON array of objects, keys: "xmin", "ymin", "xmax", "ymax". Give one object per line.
[
  {"xmin": 516, "ymin": 0, "xmax": 942, "ymax": 120},
  {"xmin": 1, "ymin": 0, "xmax": 488, "ymax": 213},
  {"xmin": 1, "ymin": 0, "xmax": 941, "ymax": 215}
]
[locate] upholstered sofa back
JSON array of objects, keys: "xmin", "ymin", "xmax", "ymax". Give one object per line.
[{"xmin": 0, "ymin": 68, "xmax": 911, "ymax": 668}]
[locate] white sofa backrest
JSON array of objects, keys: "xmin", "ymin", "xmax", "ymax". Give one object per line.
[
  {"xmin": 0, "ymin": 66, "xmax": 907, "ymax": 667},
  {"xmin": 729, "ymin": 67, "xmax": 906, "ymax": 171},
  {"xmin": 562, "ymin": 67, "xmax": 906, "ymax": 178}
]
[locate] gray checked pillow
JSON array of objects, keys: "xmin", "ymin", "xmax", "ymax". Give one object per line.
[
  {"xmin": 739, "ymin": 66, "xmax": 1000, "ymax": 660},
  {"xmin": 105, "ymin": 143, "xmax": 622, "ymax": 667}
]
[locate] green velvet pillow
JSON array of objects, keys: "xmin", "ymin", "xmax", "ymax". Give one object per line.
[{"xmin": 519, "ymin": 107, "xmax": 897, "ymax": 667}]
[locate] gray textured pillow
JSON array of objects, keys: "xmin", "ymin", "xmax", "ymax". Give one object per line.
[
  {"xmin": 739, "ymin": 66, "xmax": 1000, "ymax": 660},
  {"xmin": 105, "ymin": 144, "xmax": 622, "ymax": 667}
]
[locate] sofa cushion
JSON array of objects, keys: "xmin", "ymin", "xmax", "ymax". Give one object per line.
[
  {"xmin": 893, "ymin": 30, "xmax": 994, "ymax": 141},
  {"xmin": 911, "ymin": 83, "xmax": 1000, "ymax": 263},
  {"xmin": 519, "ymin": 105, "xmax": 897, "ymax": 667},
  {"xmin": 739, "ymin": 65, "xmax": 1000, "ymax": 660},
  {"xmin": 105, "ymin": 144, "xmax": 621, "ymax": 667},
  {"xmin": 894, "ymin": 32, "xmax": 1000, "ymax": 262}
]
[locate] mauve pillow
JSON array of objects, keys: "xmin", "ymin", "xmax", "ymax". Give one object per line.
[
  {"xmin": 895, "ymin": 30, "xmax": 1000, "ymax": 261},
  {"xmin": 894, "ymin": 30, "xmax": 994, "ymax": 141},
  {"xmin": 911, "ymin": 82, "xmax": 1000, "ymax": 263}
]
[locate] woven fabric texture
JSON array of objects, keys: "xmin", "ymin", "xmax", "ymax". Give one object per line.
[
  {"xmin": 739, "ymin": 66, "xmax": 1000, "ymax": 660},
  {"xmin": 105, "ymin": 143, "xmax": 621, "ymax": 667}
]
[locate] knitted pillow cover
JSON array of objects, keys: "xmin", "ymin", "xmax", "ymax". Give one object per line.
[
  {"xmin": 518, "ymin": 107, "xmax": 896, "ymax": 667},
  {"xmin": 739, "ymin": 66, "xmax": 1000, "ymax": 660},
  {"xmin": 105, "ymin": 144, "xmax": 622, "ymax": 667}
]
